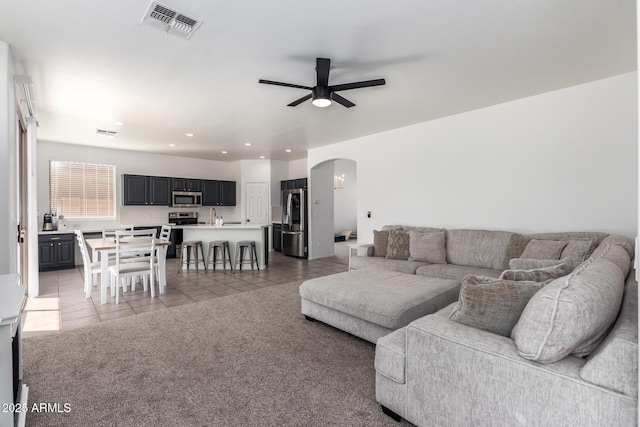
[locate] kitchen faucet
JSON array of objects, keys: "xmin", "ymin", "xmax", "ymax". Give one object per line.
[{"xmin": 209, "ymin": 207, "xmax": 217, "ymax": 225}]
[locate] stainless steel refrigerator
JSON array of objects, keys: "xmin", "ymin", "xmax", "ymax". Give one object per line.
[{"xmin": 282, "ymin": 188, "xmax": 308, "ymax": 258}]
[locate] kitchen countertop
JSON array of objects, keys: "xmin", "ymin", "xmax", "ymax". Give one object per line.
[
  {"xmin": 176, "ymin": 224, "xmax": 269, "ymax": 230},
  {"xmin": 38, "ymin": 224, "xmax": 167, "ymax": 236},
  {"xmin": 38, "ymin": 229, "xmax": 80, "ymax": 235}
]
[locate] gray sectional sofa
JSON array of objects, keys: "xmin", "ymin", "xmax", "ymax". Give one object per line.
[{"xmin": 317, "ymin": 225, "xmax": 637, "ymax": 425}]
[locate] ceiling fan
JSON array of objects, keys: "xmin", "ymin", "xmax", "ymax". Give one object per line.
[{"xmin": 259, "ymin": 58, "xmax": 386, "ymax": 108}]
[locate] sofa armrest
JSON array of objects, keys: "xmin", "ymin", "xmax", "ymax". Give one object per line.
[
  {"xmin": 356, "ymin": 244, "xmax": 374, "ymax": 257},
  {"xmin": 402, "ymin": 315, "xmax": 636, "ymax": 427}
]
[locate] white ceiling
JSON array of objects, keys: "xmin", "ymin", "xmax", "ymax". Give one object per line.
[{"xmin": 0, "ymin": 1, "xmax": 636, "ymax": 162}]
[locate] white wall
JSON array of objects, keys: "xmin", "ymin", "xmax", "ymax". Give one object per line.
[
  {"xmin": 309, "ymin": 73, "xmax": 638, "ymax": 243},
  {"xmin": 0, "ymin": 41, "xmax": 17, "ymax": 274},
  {"xmin": 289, "ymin": 158, "xmax": 307, "ymax": 179},
  {"xmin": 37, "ymin": 141, "xmax": 240, "ymax": 228},
  {"xmin": 333, "ymin": 159, "xmax": 357, "ymax": 234},
  {"xmin": 309, "ymin": 160, "xmax": 334, "ymax": 258}
]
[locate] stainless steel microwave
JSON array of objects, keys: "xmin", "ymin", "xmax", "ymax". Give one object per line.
[{"xmin": 172, "ymin": 191, "xmax": 202, "ymax": 208}]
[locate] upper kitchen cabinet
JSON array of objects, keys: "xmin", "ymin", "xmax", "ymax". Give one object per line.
[
  {"xmin": 202, "ymin": 180, "xmax": 236, "ymax": 206},
  {"xmin": 149, "ymin": 176, "xmax": 171, "ymax": 205},
  {"xmin": 172, "ymin": 178, "xmax": 202, "ymax": 192},
  {"xmin": 281, "ymin": 178, "xmax": 307, "ymax": 190},
  {"xmin": 122, "ymin": 174, "xmax": 171, "ymax": 206}
]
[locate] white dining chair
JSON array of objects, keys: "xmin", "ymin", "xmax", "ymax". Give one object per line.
[
  {"xmin": 75, "ymin": 229, "xmax": 115, "ymax": 298},
  {"xmin": 100, "ymin": 226, "xmax": 137, "ymax": 265},
  {"xmin": 159, "ymin": 225, "xmax": 172, "ymax": 242},
  {"xmin": 109, "ymin": 229, "xmax": 157, "ymax": 304},
  {"xmin": 156, "ymin": 225, "xmax": 172, "ymax": 293},
  {"xmin": 101, "ymin": 225, "xmax": 134, "ymax": 239}
]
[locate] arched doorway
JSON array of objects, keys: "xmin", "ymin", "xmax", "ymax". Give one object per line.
[{"xmin": 308, "ymin": 158, "xmax": 357, "ymax": 259}]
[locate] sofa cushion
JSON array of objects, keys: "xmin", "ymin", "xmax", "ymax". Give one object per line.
[
  {"xmin": 512, "ymin": 258, "xmax": 625, "ymax": 363},
  {"xmin": 373, "ymin": 230, "xmax": 389, "ymax": 257},
  {"xmin": 350, "ymin": 256, "xmax": 428, "ymax": 274},
  {"xmin": 402, "ymin": 226, "xmax": 446, "ymax": 234},
  {"xmin": 416, "ymin": 264, "xmax": 502, "ymax": 282},
  {"xmin": 579, "ymin": 276, "xmax": 638, "ymax": 397},
  {"xmin": 381, "ymin": 225, "xmax": 405, "ymax": 231},
  {"xmin": 499, "ymin": 261, "xmax": 573, "ymax": 282},
  {"xmin": 520, "ymin": 239, "xmax": 568, "ymax": 260},
  {"xmin": 589, "ymin": 235, "xmax": 633, "ymax": 278},
  {"xmin": 446, "ymin": 229, "xmax": 516, "ymax": 270},
  {"xmin": 375, "ymin": 327, "xmax": 407, "ymax": 384},
  {"xmin": 449, "ymin": 276, "xmax": 545, "ymax": 337},
  {"xmin": 509, "ymin": 257, "xmax": 572, "ymax": 270},
  {"xmin": 408, "ymin": 231, "xmax": 446, "ymax": 264},
  {"xmin": 503, "ymin": 233, "xmax": 531, "ymax": 266},
  {"xmin": 560, "ymin": 238, "xmax": 595, "ymax": 266},
  {"xmin": 527, "ymin": 231, "xmax": 609, "ymax": 248},
  {"xmin": 299, "ymin": 269, "xmax": 460, "ymax": 330},
  {"xmin": 387, "ymin": 230, "xmax": 410, "ymax": 260}
]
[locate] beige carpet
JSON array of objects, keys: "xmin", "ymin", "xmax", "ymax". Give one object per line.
[{"xmin": 23, "ymin": 281, "xmax": 410, "ymax": 426}]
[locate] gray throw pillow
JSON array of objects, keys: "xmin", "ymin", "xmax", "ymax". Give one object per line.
[
  {"xmin": 560, "ymin": 238, "xmax": 595, "ymax": 266},
  {"xmin": 509, "ymin": 257, "xmax": 572, "ymax": 270},
  {"xmin": 373, "ymin": 230, "xmax": 389, "ymax": 257},
  {"xmin": 520, "ymin": 239, "xmax": 568, "ymax": 260},
  {"xmin": 512, "ymin": 258, "xmax": 625, "ymax": 363},
  {"xmin": 449, "ymin": 276, "xmax": 545, "ymax": 337},
  {"xmin": 386, "ymin": 230, "xmax": 410, "ymax": 260},
  {"xmin": 499, "ymin": 262, "xmax": 574, "ymax": 282},
  {"xmin": 408, "ymin": 231, "xmax": 446, "ymax": 264}
]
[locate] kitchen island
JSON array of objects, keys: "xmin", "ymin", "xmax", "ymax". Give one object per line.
[{"xmin": 176, "ymin": 224, "xmax": 270, "ymax": 269}]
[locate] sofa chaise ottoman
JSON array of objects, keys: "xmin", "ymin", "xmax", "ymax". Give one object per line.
[{"xmin": 299, "ymin": 269, "xmax": 460, "ymax": 343}]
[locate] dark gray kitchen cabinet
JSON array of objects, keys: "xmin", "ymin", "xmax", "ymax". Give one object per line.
[
  {"xmin": 122, "ymin": 174, "xmax": 170, "ymax": 206},
  {"xmin": 149, "ymin": 176, "xmax": 171, "ymax": 205},
  {"xmin": 38, "ymin": 233, "xmax": 75, "ymax": 272},
  {"xmin": 172, "ymin": 178, "xmax": 202, "ymax": 192},
  {"xmin": 202, "ymin": 180, "xmax": 236, "ymax": 206},
  {"xmin": 280, "ymin": 178, "xmax": 307, "ymax": 190},
  {"xmin": 272, "ymin": 223, "xmax": 282, "ymax": 252},
  {"xmin": 122, "ymin": 174, "xmax": 148, "ymax": 205}
]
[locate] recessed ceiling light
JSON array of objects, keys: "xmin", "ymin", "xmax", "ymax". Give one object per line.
[
  {"xmin": 221, "ymin": 151, "xmax": 228, "ymax": 154},
  {"xmin": 114, "ymin": 121, "xmax": 125, "ymax": 126},
  {"xmin": 285, "ymin": 149, "xmax": 292, "ymax": 153},
  {"xmin": 185, "ymin": 133, "xmax": 194, "ymax": 137},
  {"xmin": 244, "ymin": 143, "xmax": 252, "ymax": 146},
  {"xmin": 259, "ymin": 156, "xmax": 265, "ymax": 159},
  {"xmin": 169, "ymin": 144, "xmax": 176, "ymax": 147}
]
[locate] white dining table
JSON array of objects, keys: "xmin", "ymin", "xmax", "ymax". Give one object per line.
[{"xmin": 85, "ymin": 238, "xmax": 170, "ymax": 304}]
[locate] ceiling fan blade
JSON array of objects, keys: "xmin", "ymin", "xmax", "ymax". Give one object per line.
[
  {"xmin": 316, "ymin": 58, "xmax": 331, "ymax": 87},
  {"xmin": 287, "ymin": 93, "xmax": 312, "ymax": 107},
  {"xmin": 259, "ymin": 79, "xmax": 312, "ymax": 90},
  {"xmin": 331, "ymin": 78, "xmax": 386, "ymax": 92},
  {"xmin": 332, "ymin": 93, "xmax": 355, "ymax": 108}
]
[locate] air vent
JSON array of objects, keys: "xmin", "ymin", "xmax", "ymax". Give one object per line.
[
  {"xmin": 141, "ymin": 1, "xmax": 202, "ymax": 39},
  {"xmin": 96, "ymin": 129, "xmax": 118, "ymax": 138}
]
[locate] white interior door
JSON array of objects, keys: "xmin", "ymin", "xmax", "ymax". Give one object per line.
[{"xmin": 245, "ymin": 182, "xmax": 269, "ymax": 224}]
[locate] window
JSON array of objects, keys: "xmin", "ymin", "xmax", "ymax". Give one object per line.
[{"xmin": 49, "ymin": 161, "xmax": 116, "ymax": 218}]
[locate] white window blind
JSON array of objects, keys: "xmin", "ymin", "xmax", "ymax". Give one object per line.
[{"xmin": 49, "ymin": 161, "xmax": 116, "ymax": 218}]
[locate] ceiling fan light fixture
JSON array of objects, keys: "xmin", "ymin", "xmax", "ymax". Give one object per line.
[{"xmin": 311, "ymin": 86, "xmax": 332, "ymax": 108}]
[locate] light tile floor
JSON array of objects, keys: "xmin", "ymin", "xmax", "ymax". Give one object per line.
[{"xmin": 24, "ymin": 249, "xmax": 349, "ymax": 337}]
